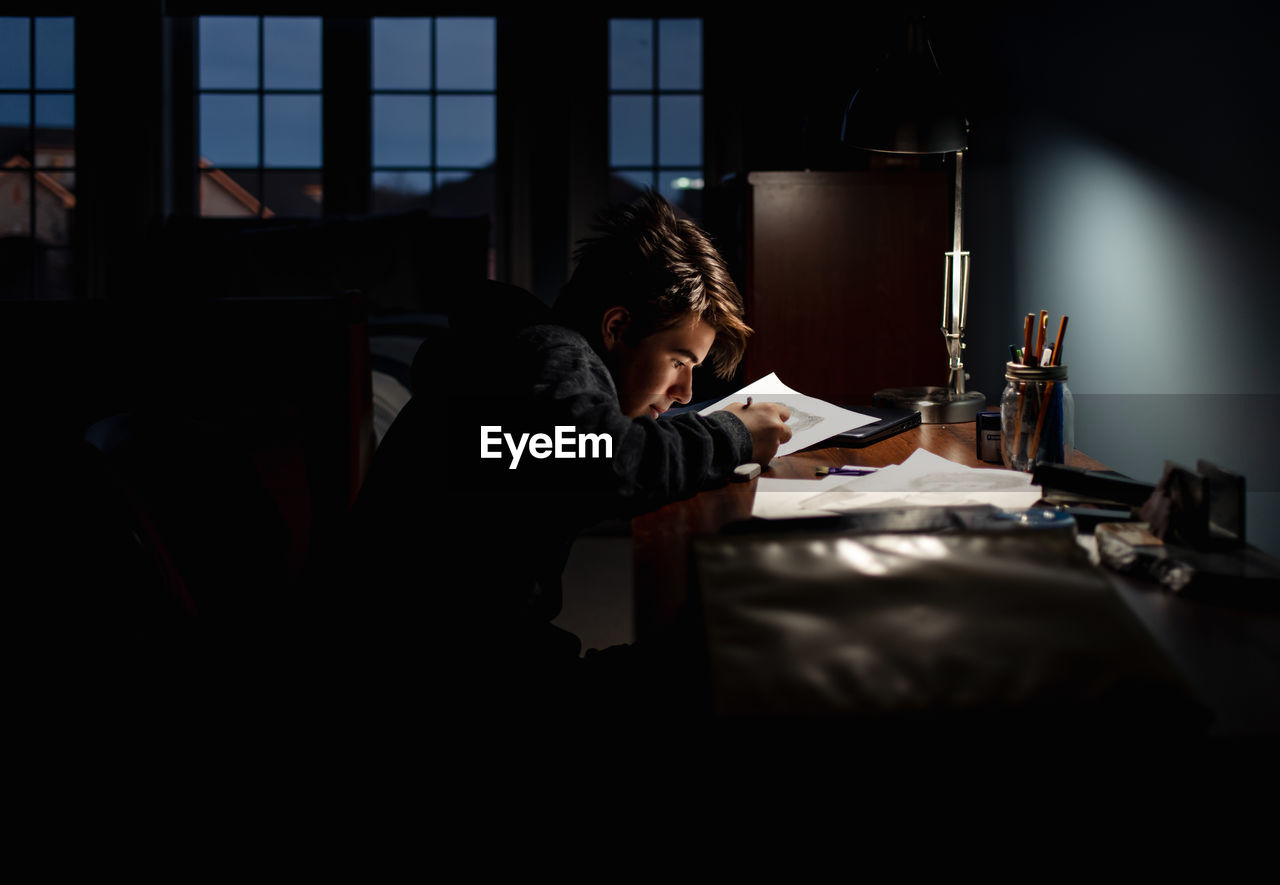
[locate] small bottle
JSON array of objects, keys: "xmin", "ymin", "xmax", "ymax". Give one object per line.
[
  {"xmin": 976, "ymin": 410, "xmax": 1003, "ymax": 463},
  {"xmin": 1001, "ymin": 362, "xmax": 1073, "ymax": 471}
]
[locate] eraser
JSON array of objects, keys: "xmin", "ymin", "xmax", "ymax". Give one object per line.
[{"xmin": 732, "ymin": 462, "xmax": 762, "ymax": 482}]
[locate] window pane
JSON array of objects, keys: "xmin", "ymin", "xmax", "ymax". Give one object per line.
[
  {"xmin": 0, "ymin": 169, "xmax": 31, "ymax": 235},
  {"xmin": 35, "ymin": 17, "xmax": 74, "ymax": 89},
  {"xmin": 436, "ymin": 18, "xmax": 494, "ymax": 90},
  {"xmin": 434, "ymin": 169, "xmax": 475, "ymax": 186},
  {"xmin": 610, "ymin": 19, "xmax": 652, "ymax": 90},
  {"xmin": 437, "ymin": 95, "xmax": 493, "ymax": 168},
  {"xmin": 372, "ymin": 18, "xmax": 431, "ymax": 90},
  {"xmin": 660, "ymin": 170, "xmax": 705, "ymax": 192},
  {"xmin": 0, "ymin": 93, "xmax": 29, "ymax": 128},
  {"xmin": 35, "ymin": 93, "xmax": 73, "ymax": 128},
  {"xmin": 34, "ymin": 97, "xmax": 74, "ymax": 169},
  {"xmin": 200, "ymin": 169, "xmax": 262, "ymax": 217},
  {"xmin": 433, "ymin": 169, "xmax": 494, "ymax": 220},
  {"xmin": 0, "ymin": 100, "xmax": 31, "ymax": 161},
  {"xmin": 610, "ymin": 94, "xmax": 652, "ymax": 167},
  {"xmin": 659, "ymin": 94, "xmax": 700, "ymax": 166},
  {"xmin": 264, "ymin": 94, "xmax": 321, "ymax": 167},
  {"xmin": 200, "ymin": 94, "xmax": 258, "ymax": 167},
  {"xmin": 659, "ymin": 168, "xmax": 704, "ymax": 218},
  {"xmin": 36, "ymin": 154, "xmax": 73, "ymax": 186},
  {"xmin": 35, "ymin": 176, "xmax": 73, "ymax": 244},
  {"xmin": 609, "ymin": 169, "xmax": 655, "ymax": 206},
  {"xmin": 372, "ymin": 170, "xmax": 432, "ymax": 213},
  {"xmin": 263, "ymin": 170, "xmax": 322, "ymax": 217},
  {"xmin": 0, "ymin": 17, "xmax": 30, "ymax": 89},
  {"xmin": 658, "ymin": 19, "xmax": 701, "ymax": 90},
  {"xmin": 373, "ymin": 94, "xmax": 431, "ymax": 166},
  {"xmin": 200, "ymin": 16, "xmax": 258, "ymax": 90},
  {"xmin": 264, "ymin": 17, "xmax": 321, "ymax": 90}
]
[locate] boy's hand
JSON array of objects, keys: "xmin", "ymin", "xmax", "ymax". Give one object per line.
[{"xmin": 723, "ymin": 401, "xmax": 792, "ymax": 464}]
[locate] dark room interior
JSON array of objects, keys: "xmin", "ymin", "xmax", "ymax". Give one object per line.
[{"xmin": 5, "ymin": 1, "xmax": 1278, "ymax": 738}]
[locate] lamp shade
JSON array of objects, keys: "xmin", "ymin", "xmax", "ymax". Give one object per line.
[{"xmin": 842, "ymin": 15, "xmax": 968, "ymax": 155}]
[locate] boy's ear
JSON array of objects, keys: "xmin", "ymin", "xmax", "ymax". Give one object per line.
[{"xmin": 601, "ymin": 306, "xmax": 630, "ymax": 351}]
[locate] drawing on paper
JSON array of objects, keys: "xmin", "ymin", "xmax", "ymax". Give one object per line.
[
  {"xmin": 785, "ymin": 407, "xmax": 823, "ymax": 435},
  {"xmin": 905, "ymin": 471, "xmax": 1031, "ymax": 492}
]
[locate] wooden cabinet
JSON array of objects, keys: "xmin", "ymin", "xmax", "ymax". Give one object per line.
[{"xmin": 743, "ymin": 170, "xmax": 953, "ymax": 403}]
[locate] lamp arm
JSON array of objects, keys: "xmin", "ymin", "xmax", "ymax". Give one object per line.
[{"xmin": 943, "ymin": 150, "xmax": 969, "ymax": 396}]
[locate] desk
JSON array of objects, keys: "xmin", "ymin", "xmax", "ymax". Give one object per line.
[
  {"xmin": 633, "ymin": 422, "xmax": 1104, "ymax": 642},
  {"xmin": 632, "ymin": 423, "xmax": 1280, "ymax": 734}
]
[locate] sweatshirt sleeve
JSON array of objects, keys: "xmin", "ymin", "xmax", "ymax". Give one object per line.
[{"xmin": 492, "ymin": 325, "xmax": 753, "ymax": 517}]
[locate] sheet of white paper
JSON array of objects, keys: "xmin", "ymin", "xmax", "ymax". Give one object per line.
[
  {"xmin": 796, "ymin": 485, "xmax": 1043, "ymax": 514},
  {"xmin": 751, "ymin": 448, "xmax": 1042, "ymax": 518},
  {"xmin": 799, "ymin": 449, "xmax": 1040, "ymax": 513},
  {"xmin": 838, "ymin": 449, "xmax": 973, "ymax": 488},
  {"xmin": 698, "ymin": 372, "xmax": 878, "ymax": 457},
  {"xmin": 750, "ymin": 474, "xmax": 849, "ymax": 519}
]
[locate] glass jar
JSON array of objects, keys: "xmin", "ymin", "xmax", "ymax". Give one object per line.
[{"xmin": 1000, "ymin": 362, "xmax": 1073, "ymax": 471}]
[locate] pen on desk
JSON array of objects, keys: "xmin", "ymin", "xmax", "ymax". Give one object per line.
[{"xmin": 815, "ymin": 466, "xmax": 879, "ymax": 476}]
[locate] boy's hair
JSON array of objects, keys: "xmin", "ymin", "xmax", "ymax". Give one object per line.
[{"xmin": 555, "ymin": 191, "xmax": 751, "ymax": 379}]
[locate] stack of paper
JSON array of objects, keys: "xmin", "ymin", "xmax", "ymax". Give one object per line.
[
  {"xmin": 698, "ymin": 373, "xmax": 1038, "ymax": 519},
  {"xmin": 753, "ymin": 449, "xmax": 1041, "ymax": 520}
]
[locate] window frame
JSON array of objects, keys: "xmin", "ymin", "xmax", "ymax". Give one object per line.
[
  {"xmin": 0, "ymin": 13, "xmax": 76, "ymax": 299},
  {"xmin": 607, "ymin": 17, "xmax": 705, "ymax": 217},
  {"xmin": 194, "ymin": 14, "xmax": 325, "ymax": 219},
  {"xmin": 369, "ymin": 15, "xmax": 497, "ymax": 217}
]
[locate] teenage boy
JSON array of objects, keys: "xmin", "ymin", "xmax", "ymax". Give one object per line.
[{"xmin": 351, "ymin": 192, "xmax": 790, "ymax": 715}]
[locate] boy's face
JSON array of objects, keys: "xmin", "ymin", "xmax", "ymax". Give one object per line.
[{"xmin": 607, "ymin": 311, "xmax": 716, "ymax": 419}]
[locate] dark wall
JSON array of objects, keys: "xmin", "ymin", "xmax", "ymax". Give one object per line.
[
  {"xmin": 962, "ymin": 2, "xmax": 1280, "ymax": 555},
  {"xmin": 21, "ymin": 2, "xmax": 1280, "ymax": 553},
  {"xmin": 707, "ymin": 2, "xmax": 1280, "ymax": 553}
]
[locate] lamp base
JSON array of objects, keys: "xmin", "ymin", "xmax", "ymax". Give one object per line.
[{"xmin": 873, "ymin": 386, "xmax": 985, "ymax": 424}]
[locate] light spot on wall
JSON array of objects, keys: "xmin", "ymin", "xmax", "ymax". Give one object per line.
[{"xmin": 1012, "ymin": 121, "xmax": 1276, "ymax": 396}]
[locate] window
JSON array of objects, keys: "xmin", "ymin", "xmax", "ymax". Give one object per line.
[
  {"xmin": 370, "ymin": 17, "xmax": 496, "ymax": 219},
  {"xmin": 0, "ymin": 15, "xmax": 75, "ymax": 299},
  {"xmin": 609, "ymin": 18, "xmax": 703, "ymax": 218},
  {"xmin": 197, "ymin": 15, "xmax": 323, "ymax": 217}
]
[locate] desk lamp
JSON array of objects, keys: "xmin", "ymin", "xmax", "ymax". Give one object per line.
[{"xmin": 841, "ymin": 14, "xmax": 984, "ymax": 423}]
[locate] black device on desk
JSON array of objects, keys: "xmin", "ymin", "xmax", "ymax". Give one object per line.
[
  {"xmin": 1031, "ymin": 463, "xmax": 1157, "ymax": 532},
  {"xmin": 815, "ymin": 404, "xmax": 921, "ymax": 448},
  {"xmin": 1032, "ymin": 463, "xmax": 1156, "ymax": 507},
  {"xmin": 666, "ymin": 401, "xmax": 920, "ymax": 448}
]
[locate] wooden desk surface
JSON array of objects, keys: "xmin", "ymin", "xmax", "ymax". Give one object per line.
[
  {"xmin": 632, "ymin": 422, "xmax": 1106, "ymax": 642},
  {"xmin": 631, "ymin": 424, "xmax": 1280, "ymax": 734}
]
